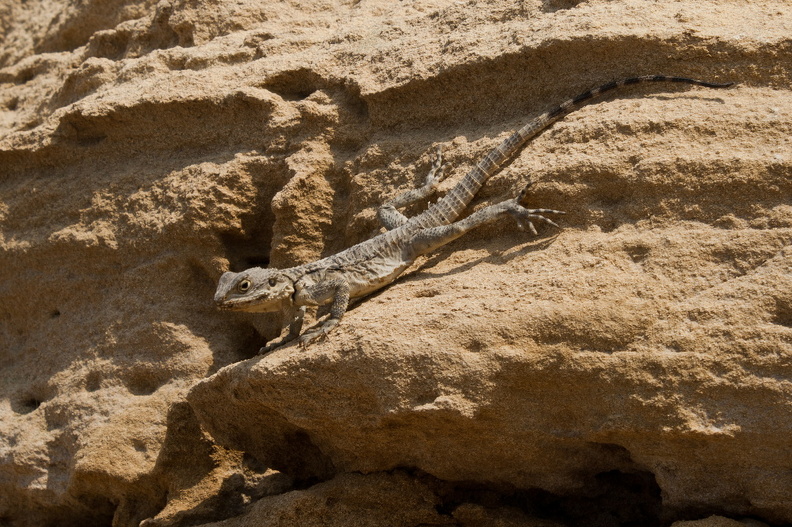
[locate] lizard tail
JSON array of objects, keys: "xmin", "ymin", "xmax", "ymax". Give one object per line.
[
  {"xmin": 546, "ymin": 76, "xmax": 734, "ymax": 121},
  {"xmin": 421, "ymin": 75, "xmax": 733, "ymax": 228}
]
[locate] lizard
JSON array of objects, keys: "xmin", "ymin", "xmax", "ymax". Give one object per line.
[{"xmin": 214, "ymin": 75, "xmax": 733, "ymax": 353}]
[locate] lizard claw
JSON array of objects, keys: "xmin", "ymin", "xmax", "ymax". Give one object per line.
[
  {"xmin": 507, "ymin": 181, "xmax": 565, "ymax": 234},
  {"xmin": 508, "ymin": 199, "xmax": 564, "ymax": 235},
  {"xmin": 515, "ymin": 219, "xmax": 538, "ymax": 235}
]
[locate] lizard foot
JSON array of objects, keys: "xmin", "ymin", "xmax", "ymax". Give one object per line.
[
  {"xmin": 297, "ymin": 317, "xmax": 342, "ymax": 349},
  {"xmin": 425, "ymin": 145, "xmax": 449, "ymax": 189},
  {"xmin": 298, "ymin": 328, "xmax": 329, "ymax": 349},
  {"xmin": 258, "ymin": 334, "xmax": 297, "ymax": 354},
  {"xmin": 506, "ymin": 200, "xmax": 565, "ymax": 235},
  {"xmin": 258, "ymin": 343, "xmax": 276, "ymax": 355}
]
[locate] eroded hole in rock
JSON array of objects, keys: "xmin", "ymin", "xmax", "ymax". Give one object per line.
[
  {"xmin": 21, "ymin": 118, "xmax": 41, "ymax": 130},
  {"xmin": 261, "ymin": 68, "xmax": 325, "ymax": 101},
  {"xmin": 53, "ymin": 114, "xmax": 109, "ymax": 147},
  {"xmin": 242, "ymin": 31, "xmax": 275, "ymax": 50},
  {"xmin": 85, "ymin": 371, "xmax": 103, "ymax": 392},
  {"xmin": 11, "ymin": 396, "xmax": 43, "ymax": 415},
  {"xmin": 242, "ymin": 452, "xmax": 268, "ymax": 473},
  {"xmin": 624, "ymin": 244, "xmax": 651, "ymax": 263},
  {"xmin": 424, "ymin": 468, "xmax": 662, "ymax": 527},
  {"xmin": 87, "ymin": 30, "xmax": 130, "ymax": 61},
  {"xmin": 235, "ymin": 323, "xmax": 271, "ymax": 360},
  {"xmin": 126, "ymin": 377, "xmax": 160, "ymax": 396},
  {"xmin": 542, "ymin": 0, "xmax": 585, "ymax": 12},
  {"xmin": 125, "ymin": 368, "xmax": 168, "ymax": 396},
  {"xmin": 463, "ymin": 337, "xmax": 487, "ymax": 353},
  {"xmin": 335, "ymin": 84, "xmax": 369, "ymax": 124},
  {"xmin": 774, "ymin": 297, "xmax": 792, "ymax": 328},
  {"xmin": 280, "ymin": 429, "xmax": 336, "ymax": 486},
  {"xmin": 15, "ymin": 494, "xmax": 118, "ymax": 527},
  {"xmin": 132, "ymin": 439, "xmax": 147, "ymax": 452},
  {"xmin": 72, "ymin": 495, "xmax": 117, "ymax": 527},
  {"xmin": 414, "ymin": 391, "xmax": 438, "ymax": 406},
  {"xmin": 10, "ymin": 383, "xmax": 53, "ymax": 415},
  {"xmin": 219, "ymin": 230, "xmax": 271, "ymax": 271},
  {"xmin": 15, "ymin": 68, "xmax": 37, "ymax": 84}
]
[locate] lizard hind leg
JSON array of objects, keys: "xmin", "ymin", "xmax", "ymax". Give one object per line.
[
  {"xmin": 377, "ymin": 145, "xmax": 448, "ymax": 230},
  {"xmin": 406, "ymin": 185, "xmax": 564, "ymax": 258}
]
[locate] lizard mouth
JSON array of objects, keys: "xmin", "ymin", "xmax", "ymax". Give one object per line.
[{"xmin": 216, "ymin": 295, "xmax": 284, "ymax": 313}]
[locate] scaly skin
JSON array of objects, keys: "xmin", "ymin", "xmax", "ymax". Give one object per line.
[{"xmin": 214, "ymin": 75, "xmax": 733, "ymax": 353}]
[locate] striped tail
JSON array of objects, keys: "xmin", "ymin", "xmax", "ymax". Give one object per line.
[{"xmin": 417, "ymin": 75, "xmax": 733, "ymax": 228}]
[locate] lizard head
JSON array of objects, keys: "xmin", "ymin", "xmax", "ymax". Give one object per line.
[{"xmin": 214, "ymin": 268, "xmax": 295, "ymax": 313}]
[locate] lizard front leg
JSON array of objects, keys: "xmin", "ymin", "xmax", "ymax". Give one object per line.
[
  {"xmin": 297, "ymin": 278, "xmax": 350, "ymax": 347},
  {"xmin": 259, "ymin": 306, "xmax": 306, "ymax": 354},
  {"xmin": 378, "ymin": 146, "xmax": 447, "ymax": 230}
]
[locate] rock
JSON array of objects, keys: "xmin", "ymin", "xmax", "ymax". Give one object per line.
[
  {"xmin": 189, "ymin": 228, "xmax": 792, "ymax": 521},
  {"xmin": 671, "ymin": 516, "xmax": 766, "ymax": 527},
  {"xmin": 1, "ymin": 0, "xmax": 791, "ymax": 525},
  {"xmin": 196, "ymin": 471, "xmax": 443, "ymax": 527}
]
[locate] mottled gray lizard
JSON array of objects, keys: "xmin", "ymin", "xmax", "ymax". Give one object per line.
[{"xmin": 215, "ymin": 75, "xmax": 732, "ymax": 352}]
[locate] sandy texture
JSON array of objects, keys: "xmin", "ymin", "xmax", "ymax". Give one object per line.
[{"xmin": 1, "ymin": 0, "xmax": 791, "ymax": 525}]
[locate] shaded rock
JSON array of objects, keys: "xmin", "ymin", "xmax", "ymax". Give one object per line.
[
  {"xmin": 670, "ymin": 516, "xmax": 768, "ymax": 527},
  {"xmin": 199, "ymin": 471, "xmax": 443, "ymax": 527}
]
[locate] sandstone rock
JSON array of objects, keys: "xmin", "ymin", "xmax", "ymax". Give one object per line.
[
  {"xmin": 197, "ymin": 471, "xmax": 444, "ymax": 527},
  {"xmin": 1, "ymin": 0, "xmax": 791, "ymax": 525},
  {"xmin": 671, "ymin": 516, "xmax": 768, "ymax": 527},
  {"xmin": 196, "ymin": 470, "xmax": 569, "ymax": 527}
]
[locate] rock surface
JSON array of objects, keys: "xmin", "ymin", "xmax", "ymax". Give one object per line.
[{"xmin": 1, "ymin": 0, "xmax": 791, "ymax": 526}]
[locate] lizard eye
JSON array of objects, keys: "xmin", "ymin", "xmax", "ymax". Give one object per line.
[
  {"xmin": 237, "ymin": 279, "xmax": 251, "ymax": 293},
  {"xmin": 268, "ymin": 277, "xmax": 277, "ymax": 287}
]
